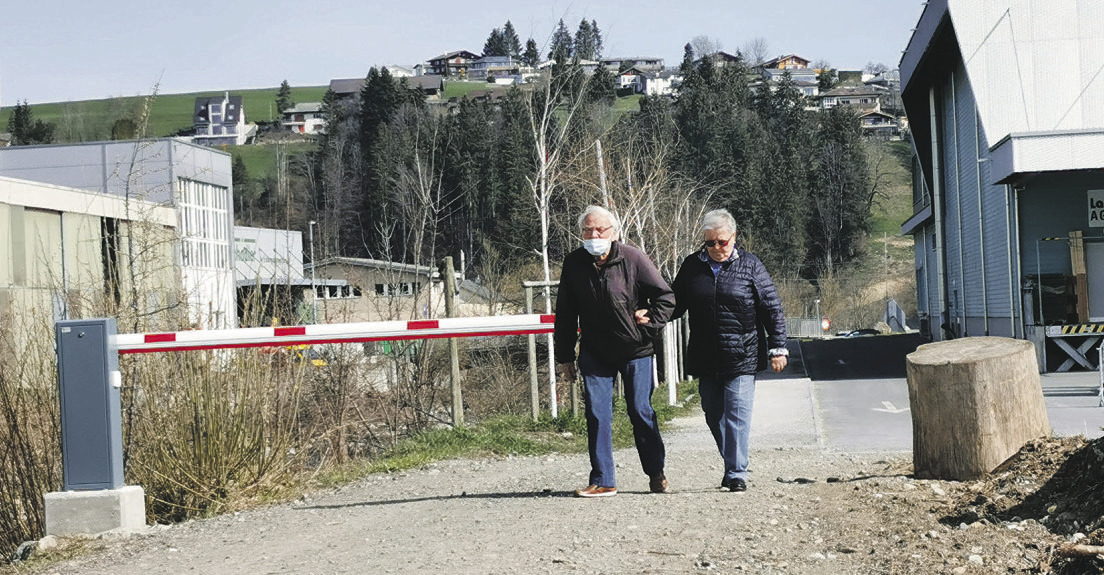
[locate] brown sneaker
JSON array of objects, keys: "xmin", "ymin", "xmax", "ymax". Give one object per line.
[
  {"xmin": 649, "ymin": 475, "xmax": 670, "ymax": 493},
  {"xmin": 575, "ymin": 485, "xmax": 617, "ymax": 498}
]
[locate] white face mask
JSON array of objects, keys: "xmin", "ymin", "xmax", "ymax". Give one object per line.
[{"xmin": 583, "ymin": 238, "xmax": 612, "ymax": 257}]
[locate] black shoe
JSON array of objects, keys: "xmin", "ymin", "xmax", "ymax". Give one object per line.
[
  {"xmin": 720, "ymin": 477, "xmax": 731, "ymax": 489},
  {"xmin": 729, "ymin": 478, "xmax": 747, "ymax": 492},
  {"xmin": 649, "ymin": 474, "xmax": 670, "ymax": 493}
]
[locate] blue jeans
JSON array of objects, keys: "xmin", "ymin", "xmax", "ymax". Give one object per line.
[
  {"xmin": 579, "ymin": 348, "xmax": 666, "ymax": 488},
  {"xmin": 698, "ymin": 374, "xmax": 756, "ymax": 481}
]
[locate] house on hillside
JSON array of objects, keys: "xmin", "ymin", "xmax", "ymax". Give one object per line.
[
  {"xmin": 760, "ymin": 68, "xmax": 820, "ymax": 98},
  {"xmin": 759, "ymin": 54, "xmax": 811, "ymax": 69},
  {"xmin": 385, "ymin": 65, "xmax": 414, "ymax": 78},
  {"xmin": 327, "ymin": 75, "xmax": 444, "ymax": 101},
  {"xmin": 857, "ymin": 109, "xmax": 899, "ymax": 138},
  {"xmin": 468, "ymin": 56, "xmax": 519, "ymax": 81},
  {"xmin": 328, "ymin": 78, "xmax": 364, "ymax": 100},
  {"xmin": 818, "ymin": 85, "xmax": 888, "ymax": 111},
  {"xmin": 600, "ymin": 56, "xmax": 664, "ymax": 73},
  {"xmin": 618, "ymin": 68, "xmax": 681, "ymax": 96},
  {"xmin": 618, "ymin": 67, "xmax": 648, "ymax": 92},
  {"xmin": 900, "ymin": 0, "xmax": 1104, "ymax": 372},
  {"xmin": 406, "ymin": 75, "xmax": 445, "ymax": 98},
  {"xmin": 193, "ymin": 93, "xmax": 253, "ymax": 146},
  {"xmin": 281, "ymin": 102, "xmax": 325, "ymax": 134},
  {"xmin": 698, "ymin": 51, "xmax": 744, "ymax": 68},
  {"xmin": 0, "ymin": 140, "xmax": 237, "ymax": 329},
  {"xmin": 428, "ymin": 50, "xmax": 480, "ymax": 77}
]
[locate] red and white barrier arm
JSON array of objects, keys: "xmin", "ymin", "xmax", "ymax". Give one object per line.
[{"xmin": 112, "ymin": 314, "xmax": 556, "ymax": 354}]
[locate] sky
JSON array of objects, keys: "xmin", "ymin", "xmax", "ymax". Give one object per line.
[{"xmin": 0, "ymin": 0, "xmax": 927, "ymax": 107}]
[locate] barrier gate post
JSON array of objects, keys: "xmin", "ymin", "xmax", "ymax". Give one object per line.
[{"xmin": 45, "ymin": 318, "xmax": 145, "ymax": 535}]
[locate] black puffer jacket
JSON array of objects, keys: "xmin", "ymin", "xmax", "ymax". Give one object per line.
[
  {"xmin": 554, "ymin": 241, "xmax": 675, "ymax": 366},
  {"xmin": 672, "ymin": 248, "xmax": 787, "ymax": 377}
]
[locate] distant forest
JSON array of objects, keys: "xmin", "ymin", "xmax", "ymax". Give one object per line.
[{"xmin": 236, "ymin": 44, "xmax": 877, "ymax": 286}]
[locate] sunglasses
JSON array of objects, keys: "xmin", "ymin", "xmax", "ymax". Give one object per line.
[
  {"xmin": 583, "ymin": 225, "xmax": 613, "ymax": 235},
  {"xmin": 703, "ymin": 238, "xmax": 731, "ymax": 248}
]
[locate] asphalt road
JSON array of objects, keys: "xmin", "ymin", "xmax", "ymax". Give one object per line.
[{"xmin": 773, "ymin": 371, "xmax": 1104, "ymax": 454}]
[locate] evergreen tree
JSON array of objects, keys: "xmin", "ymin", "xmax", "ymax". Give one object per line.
[
  {"xmin": 591, "ymin": 20, "xmax": 604, "ymax": 60},
  {"xmin": 313, "ymin": 87, "xmax": 364, "ymax": 256},
  {"xmin": 805, "ymin": 105, "xmax": 872, "ymax": 276},
  {"xmin": 548, "ymin": 19, "xmax": 573, "ymax": 62},
  {"xmin": 745, "ymin": 71, "xmax": 812, "ymax": 275},
  {"xmin": 574, "ymin": 19, "xmax": 603, "ymax": 60},
  {"xmin": 6, "ymin": 101, "xmax": 55, "ymax": 145},
  {"xmin": 276, "ymin": 80, "xmax": 294, "ymax": 116},
  {"xmin": 495, "ymin": 87, "xmax": 539, "ymax": 259},
  {"xmin": 574, "ymin": 20, "xmax": 596, "ymax": 60},
  {"xmin": 483, "ymin": 28, "xmax": 508, "ymax": 57},
  {"xmin": 522, "ymin": 39, "xmax": 540, "ymax": 67},
  {"xmin": 358, "ymin": 67, "xmax": 405, "ymax": 257},
  {"xmin": 586, "ymin": 63, "xmax": 616, "ymax": 104},
  {"xmin": 441, "ymin": 98, "xmax": 497, "ymax": 259},
  {"xmin": 502, "ymin": 21, "xmax": 522, "ymax": 58},
  {"xmin": 232, "ymin": 155, "xmax": 261, "ymax": 224}
]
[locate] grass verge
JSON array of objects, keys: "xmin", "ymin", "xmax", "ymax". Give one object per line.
[{"xmin": 314, "ymin": 379, "xmax": 700, "ymax": 487}]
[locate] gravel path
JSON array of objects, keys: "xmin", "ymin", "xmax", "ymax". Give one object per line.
[{"xmin": 22, "ymin": 380, "xmax": 1018, "ymax": 575}]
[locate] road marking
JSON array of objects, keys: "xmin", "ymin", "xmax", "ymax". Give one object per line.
[{"xmin": 872, "ymin": 401, "xmax": 910, "ymax": 414}]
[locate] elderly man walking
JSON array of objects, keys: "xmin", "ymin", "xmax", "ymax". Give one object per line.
[{"xmin": 554, "ymin": 205, "xmax": 676, "ymax": 497}]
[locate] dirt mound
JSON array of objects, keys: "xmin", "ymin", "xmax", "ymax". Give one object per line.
[{"xmin": 942, "ymin": 435, "xmax": 1104, "ymax": 573}]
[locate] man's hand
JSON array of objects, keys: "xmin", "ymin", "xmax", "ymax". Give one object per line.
[
  {"xmin": 558, "ymin": 362, "xmax": 578, "ymax": 382},
  {"xmin": 770, "ymin": 355, "xmax": 787, "ymax": 373},
  {"xmin": 634, "ymin": 308, "xmax": 650, "ymax": 325}
]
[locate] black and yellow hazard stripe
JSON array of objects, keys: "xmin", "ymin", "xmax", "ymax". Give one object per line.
[{"xmin": 1058, "ymin": 324, "xmax": 1104, "ymax": 334}]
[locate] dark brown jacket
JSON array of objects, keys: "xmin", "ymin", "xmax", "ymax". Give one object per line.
[{"xmin": 554, "ymin": 241, "xmax": 675, "ymax": 367}]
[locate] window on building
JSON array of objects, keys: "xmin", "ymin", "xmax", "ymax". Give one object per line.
[
  {"xmin": 373, "ymin": 282, "xmax": 419, "ymax": 297},
  {"xmin": 177, "ymin": 179, "xmax": 231, "ymax": 271}
]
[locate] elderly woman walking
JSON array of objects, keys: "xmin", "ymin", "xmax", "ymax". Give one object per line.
[{"xmin": 669, "ymin": 209, "xmax": 788, "ymax": 492}]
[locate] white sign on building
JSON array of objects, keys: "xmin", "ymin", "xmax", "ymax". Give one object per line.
[
  {"xmin": 234, "ymin": 226, "xmax": 304, "ymax": 283},
  {"xmin": 1090, "ymin": 190, "xmax": 1104, "ymax": 228}
]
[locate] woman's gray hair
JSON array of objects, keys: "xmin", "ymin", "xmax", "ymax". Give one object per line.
[
  {"xmin": 700, "ymin": 209, "xmax": 737, "ymax": 238},
  {"xmin": 577, "ymin": 205, "xmax": 621, "ymax": 238}
]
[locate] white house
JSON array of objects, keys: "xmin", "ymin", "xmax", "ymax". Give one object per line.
[
  {"xmin": 281, "ymin": 103, "xmax": 326, "ymax": 134},
  {"xmin": 193, "ymin": 92, "xmax": 253, "ymax": 146}
]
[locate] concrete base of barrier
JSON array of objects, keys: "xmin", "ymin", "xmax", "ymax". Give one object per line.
[{"xmin": 45, "ymin": 485, "xmax": 146, "ymax": 536}]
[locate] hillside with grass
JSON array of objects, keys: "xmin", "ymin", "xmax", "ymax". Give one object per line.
[{"xmin": 2, "ymin": 83, "xmax": 917, "ymax": 329}]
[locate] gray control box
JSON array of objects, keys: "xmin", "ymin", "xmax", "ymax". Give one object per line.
[{"xmin": 56, "ymin": 319, "xmax": 123, "ymax": 490}]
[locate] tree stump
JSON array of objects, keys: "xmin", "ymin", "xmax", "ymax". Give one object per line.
[{"xmin": 905, "ymin": 337, "xmax": 1050, "ymax": 480}]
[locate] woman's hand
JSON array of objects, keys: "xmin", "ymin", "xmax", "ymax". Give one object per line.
[
  {"xmin": 770, "ymin": 355, "xmax": 787, "ymax": 373},
  {"xmin": 634, "ymin": 309, "xmax": 650, "ymax": 325}
]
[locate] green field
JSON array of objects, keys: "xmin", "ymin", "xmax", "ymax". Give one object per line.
[
  {"xmin": 227, "ymin": 141, "xmax": 317, "ymax": 179},
  {"xmin": 1, "ymin": 80, "xmax": 647, "ymax": 179},
  {"xmin": 1, "ymin": 85, "xmax": 329, "ymax": 141}
]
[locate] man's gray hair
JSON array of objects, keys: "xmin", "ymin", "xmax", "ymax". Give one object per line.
[
  {"xmin": 700, "ymin": 209, "xmax": 737, "ymax": 238},
  {"xmin": 577, "ymin": 205, "xmax": 621, "ymax": 237}
]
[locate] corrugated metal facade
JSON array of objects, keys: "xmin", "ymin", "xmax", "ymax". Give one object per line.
[
  {"xmin": 932, "ymin": 63, "xmax": 1021, "ymax": 338},
  {"xmin": 902, "ymin": 0, "xmax": 1104, "ymax": 369},
  {"xmin": 0, "ymin": 140, "xmax": 236, "ymax": 329}
]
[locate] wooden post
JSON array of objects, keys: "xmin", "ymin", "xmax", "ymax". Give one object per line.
[
  {"xmin": 906, "ymin": 337, "xmax": 1050, "ymax": 480},
  {"xmin": 1071, "ymin": 230, "xmax": 1089, "ymax": 322},
  {"xmin": 443, "ymin": 257, "xmax": 463, "ymax": 428}
]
